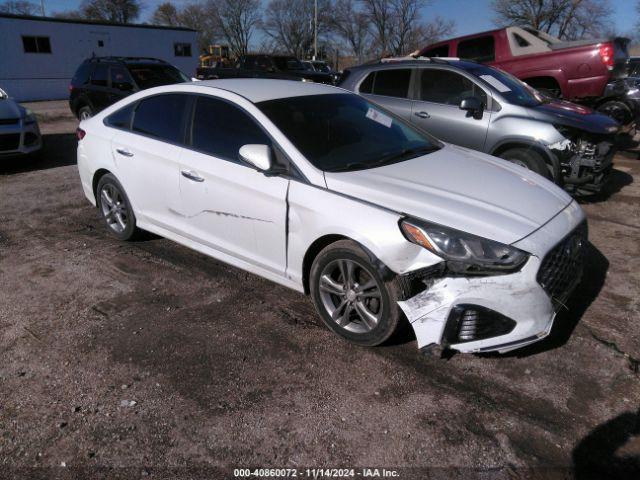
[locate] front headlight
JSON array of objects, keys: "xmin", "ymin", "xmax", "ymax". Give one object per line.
[
  {"xmin": 24, "ymin": 108, "xmax": 37, "ymax": 125},
  {"xmin": 400, "ymin": 218, "xmax": 528, "ymax": 275}
]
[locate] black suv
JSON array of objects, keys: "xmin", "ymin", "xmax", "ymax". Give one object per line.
[{"xmin": 69, "ymin": 57, "xmax": 190, "ymax": 120}]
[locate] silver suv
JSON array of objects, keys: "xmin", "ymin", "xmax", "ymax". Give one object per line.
[{"xmin": 340, "ymin": 59, "xmax": 619, "ymax": 195}]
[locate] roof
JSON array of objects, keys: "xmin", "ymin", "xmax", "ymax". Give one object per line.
[
  {"xmin": 346, "ymin": 58, "xmax": 482, "ymax": 72},
  {"xmin": 193, "ymin": 79, "xmax": 346, "ymax": 103},
  {"xmin": 0, "ymin": 13, "xmax": 196, "ymax": 32}
]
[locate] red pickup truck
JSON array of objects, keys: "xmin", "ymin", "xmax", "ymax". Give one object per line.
[{"xmin": 418, "ymin": 27, "xmax": 629, "ymax": 103}]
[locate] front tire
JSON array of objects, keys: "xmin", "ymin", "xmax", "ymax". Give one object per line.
[
  {"xmin": 96, "ymin": 174, "xmax": 140, "ymax": 241},
  {"xmin": 499, "ymin": 148, "xmax": 553, "ymax": 180},
  {"xmin": 310, "ymin": 240, "xmax": 403, "ymax": 346}
]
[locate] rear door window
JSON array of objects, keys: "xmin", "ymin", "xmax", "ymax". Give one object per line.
[
  {"xmin": 369, "ymin": 69, "xmax": 411, "ymax": 98},
  {"xmin": 419, "ymin": 69, "xmax": 487, "ymax": 106},
  {"xmin": 190, "ymin": 95, "xmax": 271, "ymax": 163},
  {"xmin": 457, "ymin": 36, "xmax": 495, "ymax": 63},
  {"xmin": 132, "ymin": 94, "xmax": 189, "ymax": 143},
  {"xmin": 105, "ymin": 102, "xmax": 136, "ymax": 130}
]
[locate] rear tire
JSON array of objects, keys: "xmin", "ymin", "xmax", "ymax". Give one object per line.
[
  {"xmin": 309, "ymin": 240, "xmax": 403, "ymax": 347},
  {"xmin": 499, "ymin": 148, "xmax": 553, "ymax": 180},
  {"xmin": 96, "ymin": 174, "xmax": 140, "ymax": 241},
  {"xmin": 78, "ymin": 105, "xmax": 93, "ymax": 121}
]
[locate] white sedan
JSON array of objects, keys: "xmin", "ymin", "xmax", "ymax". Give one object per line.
[{"xmin": 76, "ymin": 79, "xmax": 587, "ymax": 354}]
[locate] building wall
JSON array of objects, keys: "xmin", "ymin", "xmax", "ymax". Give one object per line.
[{"xmin": 0, "ymin": 16, "xmax": 198, "ymax": 102}]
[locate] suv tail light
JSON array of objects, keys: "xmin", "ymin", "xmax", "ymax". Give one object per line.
[
  {"xmin": 599, "ymin": 43, "xmax": 614, "ymax": 70},
  {"xmin": 76, "ymin": 128, "xmax": 86, "ymax": 140},
  {"xmin": 69, "ymin": 84, "xmax": 74, "ymax": 92}
]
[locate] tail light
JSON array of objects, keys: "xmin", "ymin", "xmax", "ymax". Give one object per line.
[
  {"xmin": 76, "ymin": 128, "xmax": 86, "ymax": 140},
  {"xmin": 68, "ymin": 84, "xmax": 74, "ymax": 92},
  {"xmin": 599, "ymin": 44, "xmax": 614, "ymax": 70}
]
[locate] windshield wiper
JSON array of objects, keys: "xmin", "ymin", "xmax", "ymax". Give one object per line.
[
  {"xmin": 369, "ymin": 145, "xmax": 440, "ymax": 167},
  {"xmin": 326, "ymin": 146, "xmax": 439, "ymax": 173}
]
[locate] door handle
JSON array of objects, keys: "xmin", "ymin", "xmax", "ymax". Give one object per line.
[
  {"xmin": 181, "ymin": 170, "xmax": 204, "ymax": 182},
  {"xmin": 414, "ymin": 111, "xmax": 430, "ymax": 119},
  {"xmin": 116, "ymin": 148, "xmax": 134, "ymax": 157}
]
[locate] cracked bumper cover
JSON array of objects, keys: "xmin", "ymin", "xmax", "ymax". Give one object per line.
[{"xmin": 398, "ymin": 201, "xmax": 585, "ymax": 354}]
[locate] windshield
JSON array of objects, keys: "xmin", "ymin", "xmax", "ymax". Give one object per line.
[
  {"xmin": 128, "ymin": 64, "xmax": 190, "ymax": 89},
  {"xmin": 273, "ymin": 57, "xmax": 305, "ymax": 71},
  {"xmin": 257, "ymin": 93, "xmax": 441, "ymax": 172},
  {"xmin": 467, "ymin": 65, "xmax": 545, "ymax": 107}
]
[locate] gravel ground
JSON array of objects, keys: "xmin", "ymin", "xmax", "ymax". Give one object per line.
[{"xmin": 0, "ymin": 101, "xmax": 639, "ymax": 479}]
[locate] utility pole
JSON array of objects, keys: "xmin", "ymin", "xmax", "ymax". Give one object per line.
[
  {"xmin": 40, "ymin": 0, "xmax": 45, "ymax": 16},
  {"xmin": 313, "ymin": 0, "xmax": 318, "ymax": 60}
]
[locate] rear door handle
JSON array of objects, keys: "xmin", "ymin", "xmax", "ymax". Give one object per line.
[
  {"xmin": 116, "ymin": 148, "xmax": 134, "ymax": 157},
  {"xmin": 181, "ymin": 170, "xmax": 204, "ymax": 182},
  {"xmin": 414, "ymin": 111, "xmax": 430, "ymax": 119}
]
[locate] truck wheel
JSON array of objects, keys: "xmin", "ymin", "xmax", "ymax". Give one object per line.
[
  {"xmin": 499, "ymin": 148, "xmax": 553, "ymax": 180},
  {"xmin": 310, "ymin": 240, "xmax": 403, "ymax": 347},
  {"xmin": 597, "ymin": 100, "xmax": 633, "ymax": 126}
]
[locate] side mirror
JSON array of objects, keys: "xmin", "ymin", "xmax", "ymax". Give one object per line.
[
  {"xmin": 459, "ymin": 96, "xmax": 484, "ymax": 119},
  {"xmin": 239, "ymin": 144, "xmax": 272, "ymax": 172}
]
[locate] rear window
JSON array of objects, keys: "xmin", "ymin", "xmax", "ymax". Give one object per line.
[
  {"xmin": 91, "ymin": 64, "xmax": 108, "ymax": 87},
  {"xmin": 132, "ymin": 94, "xmax": 189, "ymax": 143},
  {"xmin": 127, "ymin": 65, "xmax": 189, "ymax": 89},
  {"xmin": 359, "ymin": 69, "xmax": 411, "ymax": 98},
  {"xmin": 457, "ymin": 36, "xmax": 495, "ymax": 63},
  {"xmin": 72, "ymin": 63, "xmax": 92, "ymax": 86}
]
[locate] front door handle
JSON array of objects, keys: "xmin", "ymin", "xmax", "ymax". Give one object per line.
[
  {"xmin": 116, "ymin": 148, "xmax": 134, "ymax": 157},
  {"xmin": 181, "ymin": 170, "xmax": 204, "ymax": 182},
  {"xmin": 414, "ymin": 111, "xmax": 430, "ymax": 119}
]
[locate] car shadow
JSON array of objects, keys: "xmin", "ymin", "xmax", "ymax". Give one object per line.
[
  {"xmin": 0, "ymin": 133, "xmax": 77, "ymax": 175},
  {"xmin": 578, "ymin": 167, "xmax": 634, "ymax": 204},
  {"xmin": 486, "ymin": 242, "xmax": 609, "ymax": 358},
  {"xmin": 572, "ymin": 410, "xmax": 640, "ymax": 480}
]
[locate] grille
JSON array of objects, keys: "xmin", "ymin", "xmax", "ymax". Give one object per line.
[
  {"xmin": 0, "ymin": 118, "xmax": 19, "ymax": 126},
  {"xmin": 537, "ymin": 222, "xmax": 587, "ymax": 304},
  {"xmin": 0, "ymin": 133, "xmax": 20, "ymax": 151}
]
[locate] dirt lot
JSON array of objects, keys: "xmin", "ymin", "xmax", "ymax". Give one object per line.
[{"xmin": 1, "ymin": 101, "xmax": 639, "ymax": 479}]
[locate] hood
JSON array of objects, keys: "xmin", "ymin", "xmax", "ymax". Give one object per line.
[
  {"xmin": 0, "ymin": 97, "xmax": 23, "ymax": 120},
  {"xmin": 324, "ymin": 144, "xmax": 573, "ymax": 245},
  {"xmin": 528, "ymin": 100, "xmax": 619, "ymax": 134}
]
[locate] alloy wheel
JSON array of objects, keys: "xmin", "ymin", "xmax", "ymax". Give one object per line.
[
  {"xmin": 318, "ymin": 258, "xmax": 384, "ymax": 333},
  {"xmin": 99, "ymin": 184, "xmax": 128, "ymax": 234}
]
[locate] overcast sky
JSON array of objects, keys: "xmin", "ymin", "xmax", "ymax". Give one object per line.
[{"xmin": 41, "ymin": 0, "xmax": 638, "ymax": 38}]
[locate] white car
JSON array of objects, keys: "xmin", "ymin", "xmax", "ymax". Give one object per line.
[
  {"xmin": 0, "ymin": 87, "xmax": 42, "ymax": 159},
  {"xmin": 76, "ymin": 79, "xmax": 587, "ymax": 354}
]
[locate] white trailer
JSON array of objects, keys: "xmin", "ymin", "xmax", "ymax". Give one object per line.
[{"xmin": 0, "ymin": 13, "xmax": 198, "ymax": 102}]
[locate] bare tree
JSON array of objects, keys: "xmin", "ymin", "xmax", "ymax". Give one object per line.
[
  {"xmin": 407, "ymin": 16, "xmax": 454, "ymax": 53},
  {"xmin": 492, "ymin": 0, "xmax": 612, "ymax": 40},
  {"xmin": 262, "ymin": 0, "xmax": 331, "ymax": 57},
  {"xmin": 388, "ymin": 0, "xmax": 425, "ymax": 55},
  {"xmin": 208, "ymin": 0, "xmax": 261, "ymax": 57},
  {"xmin": 55, "ymin": 0, "xmax": 142, "ymax": 23},
  {"xmin": 0, "ymin": 0, "xmax": 39, "ymax": 14},
  {"xmin": 360, "ymin": 0, "xmax": 394, "ymax": 55},
  {"xmin": 151, "ymin": 1, "xmax": 180, "ymax": 26},
  {"xmin": 150, "ymin": 1, "xmax": 219, "ymax": 52},
  {"xmin": 330, "ymin": 0, "xmax": 371, "ymax": 62}
]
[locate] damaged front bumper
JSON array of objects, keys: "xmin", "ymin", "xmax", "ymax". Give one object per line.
[
  {"xmin": 398, "ymin": 201, "xmax": 586, "ymax": 354},
  {"xmin": 550, "ymin": 133, "xmax": 615, "ymax": 195}
]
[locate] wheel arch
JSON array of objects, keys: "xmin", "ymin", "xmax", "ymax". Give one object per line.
[
  {"xmin": 92, "ymin": 168, "xmax": 112, "ymax": 202},
  {"xmin": 490, "ymin": 139, "xmax": 561, "ymax": 181},
  {"xmin": 301, "ymin": 234, "xmax": 395, "ymax": 295}
]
